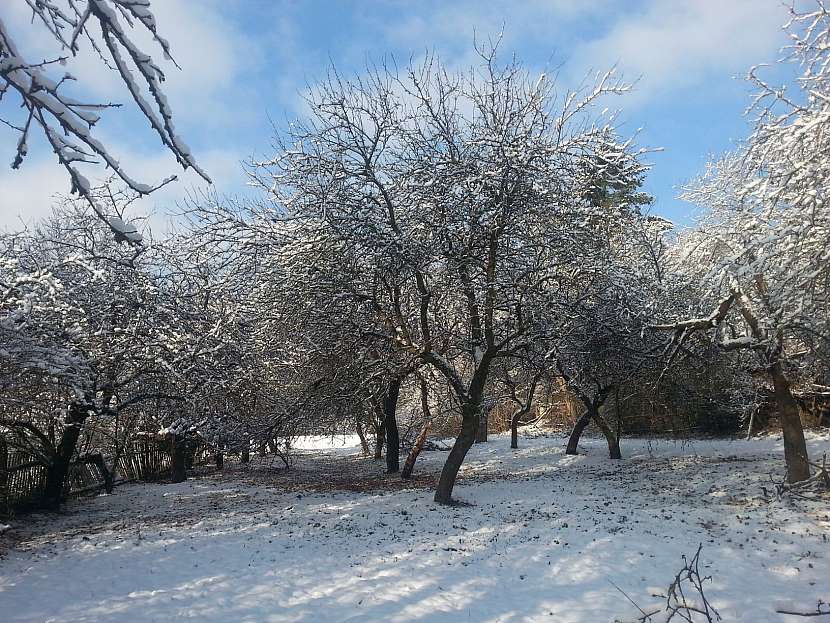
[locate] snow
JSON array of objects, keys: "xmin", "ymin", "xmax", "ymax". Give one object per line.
[
  {"xmin": 106, "ymin": 217, "xmax": 143, "ymax": 243},
  {"xmin": 1, "ymin": 433, "xmax": 828, "ymax": 623},
  {"xmin": 292, "ymin": 434, "xmax": 362, "ymax": 450}
]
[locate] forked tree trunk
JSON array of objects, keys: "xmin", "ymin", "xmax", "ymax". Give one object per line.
[
  {"xmin": 43, "ymin": 405, "xmax": 85, "ymax": 510},
  {"xmin": 510, "ymin": 406, "xmax": 532, "ymax": 449},
  {"xmin": 770, "ymin": 362, "xmax": 811, "ymax": 483},
  {"xmin": 565, "ymin": 410, "xmax": 593, "ymax": 455},
  {"xmin": 434, "ymin": 402, "xmax": 479, "ymax": 504},
  {"xmin": 170, "ymin": 435, "xmax": 187, "ymax": 483},
  {"xmin": 401, "ymin": 421, "xmax": 431, "ymax": 480},
  {"xmin": 384, "ymin": 377, "xmax": 402, "ymax": 473}
]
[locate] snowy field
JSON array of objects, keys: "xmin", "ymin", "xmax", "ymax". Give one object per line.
[{"xmin": 1, "ymin": 433, "xmax": 829, "ymax": 622}]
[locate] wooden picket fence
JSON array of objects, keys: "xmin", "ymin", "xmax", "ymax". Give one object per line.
[
  {"xmin": 0, "ymin": 438, "xmax": 214, "ymax": 517},
  {"xmin": 116, "ymin": 441, "xmax": 172, "ymax": 483},
  {"xmin": 3, "ymin": 452, "xmax": 48, "ymax": 511}
]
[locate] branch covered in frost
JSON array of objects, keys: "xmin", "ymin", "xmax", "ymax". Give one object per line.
[{"xmin": 0, "ymin": 0, "xmax": 210, "ymax": 242}]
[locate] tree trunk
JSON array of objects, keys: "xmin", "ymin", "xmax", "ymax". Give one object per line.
[
  {"xmin": 475, "ymin": 409, "xmax": 488, "ymax": 443},
  {"xmin": 43, "ymin": 404, "xmax": 85, "ymax": 510},
  {"xmin": 0, "ymin": 436, "xmax": 8, "ymax": 516},
  {"xmin": 402, "ymin": 421, "xmax": 431, "ymax": 479},
  {"xmin": 593, "ymin": 413, "xmax": 622, "ymax": 459},
  {"xmin": 565, "ymin": 410, "xmax": 592, "ymax": 455},
  {"xmin": 374, "ymin": 425, "xmax": 385, "ymax": 460},
  {"xmin": 434, "ymin": 402, "xmax": 479, "ymax": 504},
  {"xmin": 185, "ymin": 442, "xmax": 196, "ymax": 470},
  {"xmin": 384, "ymin": 377, "xmax": 402, "ymax": 473},
  {"xmin": 510, "ymin": 406, "xmax": 532, "ymax": 449},
  {"xmin": 745, "ymin": 407, "xmax": 756, "ymax": 440},
  {"xmin": 240, "ymin": 447, "xmax": 250, "ymax": 463},
  {"xmin": 170, "ymin": 435, "xmax": 187, "ymax": 483},
  {"xmin": 215, "ymin": 452, "xmax": 224, "ymax": 470},
  {"xmin": 355, "ymin": 416, "xmax": 370, "ymax": 456},
  {"xmin": 84, "ymin": 453, "xmax": 113, "ymax": 493},
  {"xmin": 770, "ymin": 362, "xmax": 811, "ymax": 483}
]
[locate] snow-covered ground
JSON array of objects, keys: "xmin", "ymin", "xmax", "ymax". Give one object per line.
[{"xmin": 1, "ymin": 432, "xmax": 828, "ymax": 622}]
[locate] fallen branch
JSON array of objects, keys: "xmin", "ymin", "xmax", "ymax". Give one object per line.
[
  {"xmin": 776, "ymin": 600, "xmax": 830, "ymax": 617},
  {"xmin": 614, "ymin": 544, "xmax": 721, "ymax": 623},
  {"xmin": 776, "ymin": 453, "xmax": 830, "ymax": 501}
]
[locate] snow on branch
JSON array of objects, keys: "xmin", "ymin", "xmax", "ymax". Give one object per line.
[{"xmin": 0, "ymin": 0, "xmax": 210, "ymax": 242}]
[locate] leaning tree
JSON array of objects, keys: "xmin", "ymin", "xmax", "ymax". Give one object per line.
[{"xmin": 658, "ymin": 3, "xmax": 830, "ymax": 482}]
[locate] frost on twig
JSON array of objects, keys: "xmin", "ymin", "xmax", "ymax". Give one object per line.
[{"xmin": 0, "ymin": 0, "xmax": 210, "ymax": 243}]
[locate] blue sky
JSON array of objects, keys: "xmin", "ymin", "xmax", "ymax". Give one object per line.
[{"xmin": 0, "ymin": 0, "xmax": 796, "ymax": 231}]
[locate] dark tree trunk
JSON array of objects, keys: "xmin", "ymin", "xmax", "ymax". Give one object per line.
[
  {"xmin": 185, "ymin": 443, "xmax": 195, "ymax": 470},
  {"xmin": 215, "ymin": 452, "xmax": 224, "ymax": 470},
  {"xmin": 607, "ymin": 437, "xmax": 622, "ymax": 460},
  {"xmin": 771, "ymin": 362, "xmax": 811, "ymax": 482},
  {"xmin": 240, "ymin": 447, "xmax": 250, "ymax": 463},
  {"xmin": 170, "ymin": 435, "xmax": 187, "ymax": 483},
  {"xmin": 0, "ymin": 436, "xmax": 8, "ymax": 516},
  {"xmin": 475, "ymin": 409, "xmax": 488, "ymax": 443},
  {"xmin": 510, "ymin": 414, "xmax": 520, "ymax": 449},
  {"xmin": 593, "ymin": 414, "xmax": 622, "ymax": 459},
  {"xmin": 565, "ymin": 410, "xmax": 593, "ymax": 455},
  {"xmin": 384, "ymin": 377, "xmax": 402, "ymax": 473},
  {"xmin": 402, "ymin": 421, "xmax": 431, "ymax": 479},
  {"xmin": 434, "ymin": 401, "xmax": 479, "ymax": 504},
  {"xmin": 258, "ymin": 443, "xmax": 266, "ymax": 457},
  {"xmin": 43, "ymin": 404, "xmax": 85, "ymax": 510}
]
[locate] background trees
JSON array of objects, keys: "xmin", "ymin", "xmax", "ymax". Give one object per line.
[{"xmin": 3, "ymin": 4, "xmax": 829, "ymax": 513}]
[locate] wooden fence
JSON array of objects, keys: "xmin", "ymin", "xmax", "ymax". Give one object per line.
[
  {"xmin": 3, "ymin": 451, "xmax": 48, "ymax": 511},
  {"xmin": 116, "ymin": 441, "xmax": 172, "ymax": 483},
  {"xmin": 0, "ymin": 438, "xmax": 213, "ymax": 517}
]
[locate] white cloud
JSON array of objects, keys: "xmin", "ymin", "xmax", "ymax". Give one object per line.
[
  {"xmin": 365, "ymin": 0, "xmax": 789, "ymax": 102},
  {"xmin": 571, "ymin": 1, "xmax": 787, "ymax": 98}
]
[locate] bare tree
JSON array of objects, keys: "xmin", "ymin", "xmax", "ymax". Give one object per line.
[
  {"xmin": 657, "ymin": 3, "xmax": 830, "ymax": 482},
  {"xmin": 243, "ymin": 46, "xmax": 649, "ymax": 504}
]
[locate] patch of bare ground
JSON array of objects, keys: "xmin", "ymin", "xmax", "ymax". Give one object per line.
[{"xmin": 212, "ymin": 450, "xmax": 439, "ymax": 493}]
